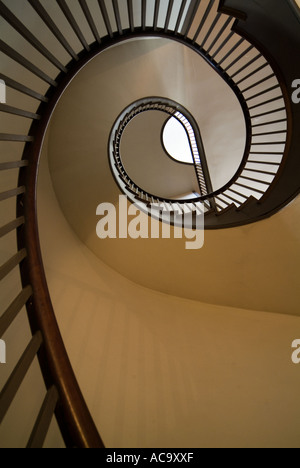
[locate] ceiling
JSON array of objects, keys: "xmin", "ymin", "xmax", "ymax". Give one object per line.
[
  {"xmin": 45, "ymin": 37, "xmax": 300, "ymax": 317},
  {"xmin": 119, "ymin": 110, "xmax": 199, "ymax": 198}
]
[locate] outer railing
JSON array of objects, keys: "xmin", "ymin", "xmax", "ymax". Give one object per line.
[
  {"xmin": 107, "ymin": 0, "xmax": 292, "ymax": 226},
  {"xmin": 0, "ymin": 0, "xmax": 299, "ymax": 447}
]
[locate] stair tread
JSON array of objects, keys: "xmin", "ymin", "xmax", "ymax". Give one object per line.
[
  {"xmin": 236, "ymin": 196, "xmax": 259, "ymax": 216},
  {"xmin": 215, "ymin": 203, "xmax": 237, "ymax": 216}
]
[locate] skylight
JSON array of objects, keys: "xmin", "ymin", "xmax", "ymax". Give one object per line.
[{"xmin": 162, "ymin": 117, "xmax": 194, "ymax": 164}]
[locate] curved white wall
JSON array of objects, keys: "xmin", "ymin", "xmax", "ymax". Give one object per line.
[{"xmin": 36, "ymin": 131, "xmax": 300, "ymax": 448}]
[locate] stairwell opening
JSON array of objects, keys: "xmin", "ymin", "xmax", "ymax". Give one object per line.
[{"xmin": 162, "ymin": 116, "xmax": 194, "ymax": 165}]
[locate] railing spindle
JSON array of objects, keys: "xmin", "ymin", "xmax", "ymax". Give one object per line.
[
  {"xmin": 164, "ymin": 0, "xmax": 174, "ymax": 32},
  {"xmin": 174, "ymin": 0, "xmax": 188, "ymax": 34},
  {"xmin": 98, "ymin": 0, "xmax": 113, "ymax": 37},
  {"xmin": 0, "ymin": 217, "xmax": 25, "ymax": 238},
  {"xmin": 79, "ymin": 0, "xmax": 101, "ymax": 43},
  {"xmin": 0, "ymin": 161, "xmax": 28, "ymax": 171},
  {"xmin": 192, "ymin": 0, "xmax": 215, "ymax": 44},
  {"xmin": 0, "ymin": 187, "xmax": 25, "ymax": 202},
  {"xmin": 0, "ymin": 40, "xmax": 57, "ymax": 86},
  {"xmin": 0, "ymin": 332, "xmax": 43, "ymax": 424},
  {"xmin": 0, "ymin": 73, "xmax": 48, "ymax": 102},
  {"xmin": 127, "ymin": 0, "xmax": 134, "ymax": 32},
  {"xmin": 0, "ymin": 286, "xmax": 33, "ymax": 338},
  {"xmin": 112, "ymin": 0, "xmax": 123, "ymax": 35},
  {"xmin": 0, "ymin": 1, "xmax": 67, "ymax": 73},
  {"xmin": 57, "ymin": 0, "xmax": 91, "ymax": 51},
  {"xmin": 0, "ymin": 249, "xmax": 27, "ymax": 282},
  {"xmin": 0, "ymin": 104, "xmax": 40, "ymax": 120},
  {"xmin": 26, "ymin": 386, "xmax": 59, "ymax": 449},
  {"xmin": 27, "ymin": 0, "xmax": 79, "ymax": 61}
]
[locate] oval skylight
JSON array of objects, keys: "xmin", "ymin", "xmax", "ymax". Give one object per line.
[{"xmin": 162, "ymin": 117, "xmax": 194, "ymax": 164}]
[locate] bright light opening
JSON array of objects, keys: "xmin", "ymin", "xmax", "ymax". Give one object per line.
[{"xmin": 162, "ymin": 117, "xmax": 194, "ymax": 164}]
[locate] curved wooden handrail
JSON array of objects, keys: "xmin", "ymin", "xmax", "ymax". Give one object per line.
[{"xmin": 17, "ymin": 74, "xmax": 105, "ymax": 448}]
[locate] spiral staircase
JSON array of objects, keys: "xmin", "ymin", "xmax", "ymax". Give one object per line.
[{"xmin": 0, "ymin": 0, "xmax": 299, "ymax": 448}]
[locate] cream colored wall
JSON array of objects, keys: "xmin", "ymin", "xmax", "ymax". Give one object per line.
[
  {"xmin": 36, "ymin": 132, "xmax": 300, "ymax": 448},
  {"xmin": 47, "ymin": 38, "xmax": 300, "ymax": 317}
]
